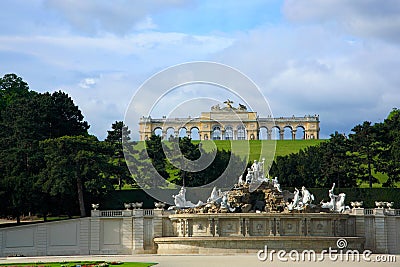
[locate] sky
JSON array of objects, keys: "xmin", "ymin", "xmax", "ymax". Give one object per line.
[{"xmin": 1, "ymin": 0, "xmax": 399, "ymax": 140}]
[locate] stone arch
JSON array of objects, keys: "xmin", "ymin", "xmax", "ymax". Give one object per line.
[
  {"xmin": 166, "ymin": 127, "xmax": 175, "ymax": 141},
  {"xmin": 178, "ymin": 127, "xmax": 187, "ymax": 138},
  {"xmin": 154, "ymin": 127, "xmax": 162, "ymax": 137},
  {"xmin": 259, "ymin": 126, "xmax": 268, "ymax": 140},
  {"xmin": 283, "ymin": 125, "xmax": 293, "ymax": 140},
  {"xmin": 295, "ymin": 125, "xmax": 305, "ymax": 140},
  {"xmin": 190, "ymin": 127, "xmax": 200, "ymax": 140},
  {"xmin": 212, "ymin": 125, "xmax": 222, "ymax": 140},
  {"xmin": 237, "ymin": 125, "xmax": 246, "ymax": 140},
  {"xmin": 271, "ymin": 126, "xmax": 280, "ymax": 140},
  {"xmin": 224, "ymin": 126, "xmax": 234, "ymax": 140}
]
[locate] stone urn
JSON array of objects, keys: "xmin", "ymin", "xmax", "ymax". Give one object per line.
[
  {"xmin": 155, "ymin": 202, "xmax": 166, "ymax": 209},
  {"xmin": 375, "ymin": 201, "xmax": 384, "ymax": 208},
  {"xmin": 124, "ymin": 203, "xmax": 132, "ymax": 210},
  {"xmin": 135, "ymin": 202, "xmax": 143, "ymax": 209},
  {"xmin": 351, "ymin": 201, "xmax": 363, "ymax": 208},
  {"xmin": 387, "ymin": 202, "xmax": 394, "ymax": 209},
  {"xmin": 92, "ymin": 203, "xmax": 99, "ymax": 210},
  {"xmin": 131, "ymin": 202, "xmax": 137, "ymax": 209}
]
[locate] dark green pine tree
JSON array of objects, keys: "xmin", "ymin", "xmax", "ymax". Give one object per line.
[
  {"xmin": 349, "ymin": 121, "xmax": 379, "ymax": 188},
  {"xmin": 105, "ymin": 121, "xmax": 134, "ymax": 189},
  {"xmin": 375, "ymin": 108, "xmax": 400, "ymax": 187},
  {"xmin": 39, "ymin": 135, "xmax": 114, "ymax": 217}
]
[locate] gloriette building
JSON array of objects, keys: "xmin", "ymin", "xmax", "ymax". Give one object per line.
[{"xmin": 139, "ymin": 100, "xmax": 320, "ymax": 141}]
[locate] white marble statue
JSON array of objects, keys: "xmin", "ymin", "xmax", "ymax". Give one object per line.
[
  {"xmin": 251, "ymin": 160, "xmax": 259, "ymax": 174},
  {"xmin": 335, "ymin": 193, "xmax": 348, "ymax": 213},
  {"xmin": 238, "ymin": 174, "xmax": 244, "ymax": 185},
  {"xmin": 287, "ymin": 187, "xmax": 301, "ymax": 211},
  {"xmin": 321, "ymin": 183, "xmax": 337, "ymax": 210},
  {"xmin": 207, "ymin": 186, "xmax": 220, "ymax": 203},
  {"xmin": 246, "ymin": 168, "xmax": 253, "ymax": 184},
  {"xmin": 320, "ymin": 183, "xmax": 348, "ymax": 213},
  {"xmin": 272, "ymin": 177, "xmax": 282, "ymax": 192},
  {"xmin": 173, "ymin": 187, "xmax": 203, "ymax": 208},
  {"xmin": 301, "ymin": 186, "xmax": 314, "ymax": 205}
]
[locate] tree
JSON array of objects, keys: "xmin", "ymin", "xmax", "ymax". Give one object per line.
[
  {"xmin": 105, "ymin": 121, "xmax": 134, "ymax": 189},
  {"xmin": 0, "ymin": 73, "xmax": 31, "ymax": 110},
  {"xmin": 349, "ymin": 121, "xmax": 379, "ymax": 187},
  {"xmin": 0, "ymin": 74, "xmax": 91, "ymax": 221},
  {"xmin": 375, "ymin": 108, "xmax": 400, "ymax": 187},
  {"xmin": 40, "ymin": 135, "xmax": 114, "ymax": 217},
  {"xmin": 319, "ymin": 132, "xmax": 356, "ymax": 188}
]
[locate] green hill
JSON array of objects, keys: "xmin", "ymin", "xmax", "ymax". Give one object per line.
[{"xmin": 134, "ymin": 139, "xmax": 325, "ymax": 163}]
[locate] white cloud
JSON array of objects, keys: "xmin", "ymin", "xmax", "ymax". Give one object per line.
[
  {"xmin": 283, "ymin": 0, "xmax": 400, "ymax": 43},
  {"xmin": 44, "ymin": 0, "xmax": 193, "ymax": 35},
  {"xmin": 212, "ymin": 23, "xmax": 400, "ymax": 137},
  {"xmin": 78, "ymin": 77, "xmax": 97, "ymax": 89}
]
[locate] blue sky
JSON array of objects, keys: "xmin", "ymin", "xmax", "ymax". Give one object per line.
[{"xmin": 1, "ymin": 0, "xmax": 400, "ymax": 139}]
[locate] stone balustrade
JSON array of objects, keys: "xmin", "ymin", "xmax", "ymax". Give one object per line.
[{"xmin": 0, "ymin": 207, "xmax": 399, "ymax": 256}]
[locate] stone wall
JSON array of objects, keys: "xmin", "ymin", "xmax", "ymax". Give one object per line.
[{"xmin": 0, "ymin": 208, "xmax": 398, "ymax": 256}]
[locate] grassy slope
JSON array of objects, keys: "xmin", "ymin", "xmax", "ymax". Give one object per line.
[
  {"xmin": 131, "ymin": 139, "xmax": 397, "ymax": 187},
  {"xmin": 135, "ymin": 139, "xmax": 325, "ymax": 161}
]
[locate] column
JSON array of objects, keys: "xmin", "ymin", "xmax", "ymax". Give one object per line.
[
  {"xmin": 153, "ymin": 209, "xmax": 163, "ymax": 238},
  {"xmin": 374, "ymin": 208, "xmax": 388, "ymax": 253},
  {"xmin": 132, "ymin": 209, "xmax": 144, "ymax": 254},
  {"xmin": 267, "ymin": 130, "xmax": 272, "ymax": 140},
  {"xmin": 275, "ymin": 218, "xmax": 281, "ymax": 236},
  {"xmin": 279, "ymin": 130, "xmax": 284, "ymax": 140},
  {"xmin": 352, "ymin": 208, "xmax": 365, "ymax": 237},
  {"xmin": 269, "ymin": 219, "xmax": 274, "ymax": 236},
  {"xmin": 79, "ymin": 218, "xmax": 90, "ymax": 255},
  {"xmin": 90, "ymin": 217, "xmax": 101, "ymax": 254},
  {"xmin": 214, "ymin": 218, "xmax": 220, "ymax": 237},
  {"xmin": 122, "ymin": 216, "xmax": 133, "ymax": 254},
  {"xmin": 244, "ymin": 218, "xmax": 250, "ymax": 236},
  {"xmin": 291, "ymin": 130, "xmax": 297, "ymax": 140}
]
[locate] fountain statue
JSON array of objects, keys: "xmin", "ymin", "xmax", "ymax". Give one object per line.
[
  {"xmin": 301, "ymin": 186, "xmax": 314, "ymax": 205},
  {"xmin": 172, "ymin": 187, "xmax": 203, "ymax": 208},
  {"xmin": 320, "ymin": 183, "xmax": 349, "ymax": 213}
]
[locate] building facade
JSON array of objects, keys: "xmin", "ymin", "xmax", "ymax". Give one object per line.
[{"xmin": 139, "ymin": 102, "xmax": 320, "ymax": 141}]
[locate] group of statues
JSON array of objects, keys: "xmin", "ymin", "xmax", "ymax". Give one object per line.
[
  {"xmin": 320, "ymin": 183, "xmax": 348, "ymax": 213},
  {"xmin": 286, "ymin": 186, "xmax": 315, "ymax": 211},
  {"xmin": 237, "ymin": 159, "xmax": 282, "ymax": 192},
  {"xmin": 286, "ymin": 183, "xmax": 348, "ymax": 213},
  {"xmin": 172, "ymin": 187, "xmax": 204, "ymax": 208},
  {"xmin": 171, "ymin": 161, "xmax": 348, "ymax": 213}
]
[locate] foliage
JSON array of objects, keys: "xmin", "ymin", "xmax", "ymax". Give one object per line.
[
  {"xmin": 105, "ymin": 121, "xmax": 134, "ymax": 189},
  {"xmin": 271, "ymin": 110, "xmax": 400, "ymax": 188},
  {"xmin": 39, "ymin": 135, "xmax": 114, "ymax": 217}
]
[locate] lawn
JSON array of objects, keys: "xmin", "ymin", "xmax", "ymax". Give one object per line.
[
  {"xmin": 0, "ymin": 262, "xmax": 156, "ymax": 267},
  {"xmin": 133, "ymin": 139, "xmax": 325, "ymax": 162}
]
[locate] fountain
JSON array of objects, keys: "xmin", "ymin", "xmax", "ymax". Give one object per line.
[{"xmin": 155, "ymin": 160, "xmax": 363, "ymax": 254}]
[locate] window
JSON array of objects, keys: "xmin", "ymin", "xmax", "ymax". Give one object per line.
[
  {"xmin": 237, "ymin": 125, "xmax": 246, "ymax": 140},
  {"xmin": 212, "ymin": 126, "xmax": 221, "ymax": 140},
  {"xmin": 225, "ymin": 126, "xmax": 233, "ymax": 140}
]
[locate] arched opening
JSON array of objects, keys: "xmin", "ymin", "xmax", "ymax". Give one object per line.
[
  {"xmin": 296, "ymin": 126, "xmax": 305, "ymax": 140},
  {"xmin": 178, "ymin": 127, "xmax": 187, "ymax": 138},
  {"xmin": 190, "ymin": 127, "xmax": 200, "ymax": 140},
  {"xmin": 271, "ymin": 126, "xmax": 280, "ymax": 140},
  {"xmin": 154, "ymin": 127, "xmax": 162, "ymax": 137},
  {"xmin": 212, "ymin": 126, "xmax": 222, "ymax": 140},
  {"xmin": 166, "ymin": 127, "xmax": 175, "ymax": 141},
  {"xmin": 237, "ymin": 125, "xmax": 246, "ymax": 140},
  {"xmin": 284, "ymin": 126, "xmax": 293, "ymax": 140},
  {"xmin": 224, "ymin": 126, "xmax": 233, "ymax": 140},
  {"xmin": 259, "ymin": 127, "xmax": 268, "ymax": 140}
]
